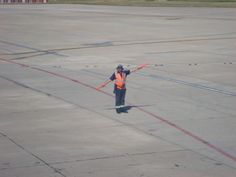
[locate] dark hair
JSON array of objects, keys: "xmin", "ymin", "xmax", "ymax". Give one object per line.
[{"xmin": 116, "ymin": 64, "xmax": 123, "ymax": 70}]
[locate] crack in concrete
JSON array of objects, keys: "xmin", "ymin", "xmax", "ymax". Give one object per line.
[{"xmin": 0, "ymin": 132, "xmax": 67, "ymax": 177}]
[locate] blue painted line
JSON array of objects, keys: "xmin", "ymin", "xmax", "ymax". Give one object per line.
[
  {"xmin": 0, "ymin": 40, "xmax": 43, "ymax": 52},
  {"xmin": 83, "ymin": 41, "xmax": 113, "ymax": 47},
  {"xmin": 138, "ymin": 72, "xmax": 236, "ymax": 97},
  {"xmin": 0, "ymin": 40, "xmax": 67, "ymax": 57}
]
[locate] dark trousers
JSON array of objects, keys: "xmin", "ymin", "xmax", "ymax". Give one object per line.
[{"xmin": 115, "ymin": 89, "xmax": 126, "ymax": 107}]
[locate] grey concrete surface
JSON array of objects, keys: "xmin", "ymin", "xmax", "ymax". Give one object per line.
[{"xmin": 0, "ymin": 4, "xmax": 236, "ymax": 177}]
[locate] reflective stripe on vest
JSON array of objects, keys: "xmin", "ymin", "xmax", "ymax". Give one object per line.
[{"xmin": 115, "ymin": 72, "xmax": 126, "ymax": 89}]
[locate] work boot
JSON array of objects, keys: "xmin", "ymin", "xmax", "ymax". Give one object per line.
[
  {"xmin": 116, "ymin": 108, "xmax": 121, "ymax": 114},
  {"xmin": 121, "ymin": 110, "xmax": 128, "ymax": 113},
  {"xmin": 115, "ymin": 105, "xmax": 121, "ymax": 114},
  {"xmin": 120, "ymin": 105, "xmax": 128, "ymax": 113}
]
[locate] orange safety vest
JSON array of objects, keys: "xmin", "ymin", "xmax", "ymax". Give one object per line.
[{"xmin": 115, "ymin": 72, "xmax": 126, "ymax": 89}]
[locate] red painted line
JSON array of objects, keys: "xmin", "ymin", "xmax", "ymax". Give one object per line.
[
  {"xmin": 137, "ymin": 107, "xmax": 236, "ymax": 162},
  {"xmin": 0, "ymin": 57, "xmax": 29, "ymax": 67},
  {"xmin": 1, "ymin": 58, "xmax": 235, "ymax": 162}
]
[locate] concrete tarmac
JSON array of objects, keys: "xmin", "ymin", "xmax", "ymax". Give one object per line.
[{"xmin": 0, "ymin": 4, "xmax": 236, "ymax": 177}]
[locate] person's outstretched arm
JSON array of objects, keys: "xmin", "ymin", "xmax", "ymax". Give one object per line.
[{"xmin": 96, "ymin": 73, "xmax": 115, "ymax": 90}]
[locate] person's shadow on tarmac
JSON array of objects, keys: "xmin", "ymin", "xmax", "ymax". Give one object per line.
[
  {"xmin": 106, "ymin": 105, "xmax": 152, "ymax": 114},
  {"xmin": 119, "ymin": 106, "xmax": 132, "ymax": 113}
]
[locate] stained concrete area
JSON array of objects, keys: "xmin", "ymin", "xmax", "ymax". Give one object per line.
[{"xmin": 0, "ymin": 4, "xmax": 236, "ymax": 177}]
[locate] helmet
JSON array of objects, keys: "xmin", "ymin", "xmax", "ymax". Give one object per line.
[{"xmin": 116, "ymin": 64, "xmax": 124, "ymax": 70}]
